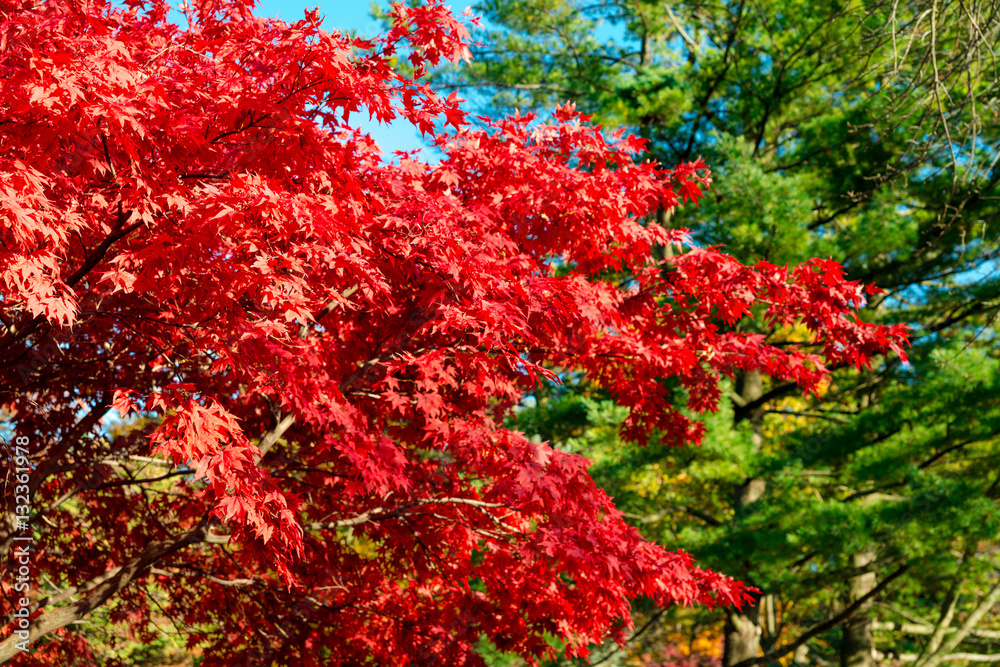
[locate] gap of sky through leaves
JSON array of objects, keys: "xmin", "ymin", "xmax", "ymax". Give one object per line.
[{"xmin": 259, "ymin": 0, "xmax": 432, "ymax": 156}]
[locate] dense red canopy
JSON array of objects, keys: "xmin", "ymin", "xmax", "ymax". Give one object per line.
[{"xmin": 0, "ymin": 0, "xmax": 907, "ymax": 663}]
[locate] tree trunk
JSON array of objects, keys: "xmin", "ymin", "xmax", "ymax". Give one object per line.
[
  {"xmin": 841, "ymin": 550, "xmax": 878, "ymax": 667},
  {"xmin": 724, "ymin": 370, "xmax": 767, "ymax": 667},
  {"xmin": 723, "ymin": 479, "xmax": 766, "ymax": 667},
  {"xmin": 725, "ymin": 594, "xmax": 764, "ymax": 667}
]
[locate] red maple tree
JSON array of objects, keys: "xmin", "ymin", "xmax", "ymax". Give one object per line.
[{"xmin": 0, "ymin": 0, "xmax": 907, "ymax": 663}]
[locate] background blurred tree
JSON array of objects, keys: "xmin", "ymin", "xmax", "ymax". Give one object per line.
[{"xmin": 435, "ymin": 0, "xmax": 1000, "ymax": 664}]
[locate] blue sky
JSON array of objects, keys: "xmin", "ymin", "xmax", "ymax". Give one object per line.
[
  {"xmin": 255, "ymin": 0, "xmax": 442, "ymax": 156},
  {"xmin": 255, "ymin": 0, "xmax": 384, "ymax": 33}
]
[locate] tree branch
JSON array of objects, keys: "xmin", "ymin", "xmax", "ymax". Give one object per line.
[
  {"xmin": 900, "ymin": 654, "xmax": 1000, "ymax": 663},
  {"xmin": 874, "ymin": 621, "xmax": 1000, "ymax": 641},
  {"xmin": 915, "ymin": 583, "xmax": 1000, "ymax": 667},
  {"xmin": 0, "ymin": 523, "xmax": 209, "ymax": 662},
  {"xmin": 730, "ymin": 566, "xmax": 910, "ymax": 667},
  {"xmin": 258, "ymin": 412, "xmax": 295, "ymax": 456}
]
